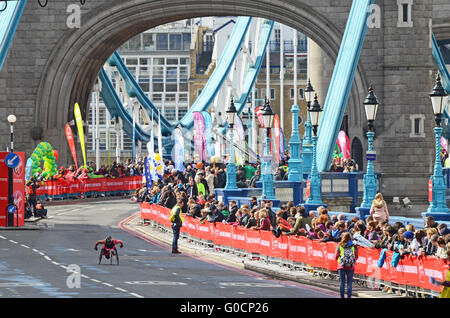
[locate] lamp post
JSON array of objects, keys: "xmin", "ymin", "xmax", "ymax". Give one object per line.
[
  {"xmin": 287, "ymin": 104, "xmax": 303, "ymax": 181},
  {"xmin": 305, "ymin": 94, "xmax": 324, "ymax": 208},
  {"xmin": 302, "ymin": 79, "xmax": 314, "ymax": 174},
  {"xmin": 423, "ymin": 73, "xmax": 450, "ymax": 220},
  {"xmin": 260, "ymin": 98, "xmax": 276, "ymax": 200},
  {"xmin": 247, "ymin": 98, "xmax": 253, "ymax": 161},
  {"xmin": 358, "ymin": 85, "xmax": 379, "ymax": 211},
  {"xmin": 225, "ymin": 97, "xmax": 238, "ymax": 190},
  {"xmin": 7, "ymin": 114, "xmax": 16, "ymax": 227},
  {"xmin": 7, "ymin": 114, "xmax": 16, "ymax": 153}
]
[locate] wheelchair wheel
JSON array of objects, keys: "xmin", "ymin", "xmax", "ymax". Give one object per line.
[
  {"xmin": 113, "ymin": 248, "xmax": 119, "ymax": 265},
  {"xmin": 98, "ymin": 250, "xmax": 103, "ymax": 264}
]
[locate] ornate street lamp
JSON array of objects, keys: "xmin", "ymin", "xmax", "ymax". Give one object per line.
[
  {"xmin": 303, "ymin": 78, "xmax": 314, "ymax": 144},
  {"xmin": 358, "ymin": 85, "xmax": 379, "ymax": 211},
  {"xmin": 305, "ymin": 94, "xmax": 324, "ymax": 206},
  {"xmin": 424, "ymin": 73, "xmax": 449, "ymax": 218},
  {"xmin": 287, "ymin": 103, "xmax": 303, "ymax": 182},
  {"xmin": 302, "ymin": 79, "xmax": 315, "ymax": 174},
  {"xmin": 225, "ymin": 97, "xmax": 238, "ymax": 190},
  {"xmin": 260, "ymin": 98, "xmax": 276, "ymax": 200}
]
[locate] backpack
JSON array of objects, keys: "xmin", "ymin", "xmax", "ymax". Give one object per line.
[{"xmin": 339, "ymin": 245, "xmax": 356, "ymax": 268}]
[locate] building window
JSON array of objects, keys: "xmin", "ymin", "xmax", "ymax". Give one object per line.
[
  {"xmin": 143, "ymin": 33, "xmax": 155, "ymax": 51},
  {"xmin": 165, "ymin": 108, "xmax": 176, "ymax": 121},
  {"xmin": 197, "ymin": 88, "xmax": 202, "ymax": 97},
  {"xmin": 409, "ymin": 114, "xmax": 425, "ymax": 138},
  {"xmin": 156, "ymin": 33, "xmax": 168, "ymax": 50},
  {"xmin": 260, "ymin": 88, "xmax": 275, "ymax": 100},
  {"xmin": 298, "ymin": 88, "xmax": 304, "ymax": 100},
  {"xmin": 169, "ymin": 34, "xmax": 182, "ymax": 50},
  {"xmin": 397, "ymin": 0, "xmax": 413, "ymax": 28}
]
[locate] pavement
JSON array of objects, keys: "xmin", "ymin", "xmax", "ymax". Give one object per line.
[{"xmin": 123, "ymin": 211, "xmax": 410, "ymax": 299}]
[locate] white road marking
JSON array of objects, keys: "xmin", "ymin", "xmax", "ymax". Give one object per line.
[
  {"xmin": 219, "ymin": 282, "xmax": 284, "ymax": 288},
  {"xmin": 124, "ymin": 281, "xmax": 187, "ymax": 286},
  {"xmin": 0, "ymin": 283, "xmax": 45, "ymax": 288},
  {"xmin": 115, "ymin": 287, "xmax": 128, "ymax": 292},
  {"xmin": 5, "ymin": 230, "xmax": 140, "ymax": 298}
]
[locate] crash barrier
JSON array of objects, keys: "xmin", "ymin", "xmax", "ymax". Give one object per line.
[
  {"xmin": 33, "ymin": 176, "xmax": 142, "ymax": 200},
  {"xmin": 140, "ymin": 202, "xmax": 447, "ymax": 296}
]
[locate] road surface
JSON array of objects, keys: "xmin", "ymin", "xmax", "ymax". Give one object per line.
[{"xmin": 0, "ymin": 199, "xmax": 337, "ymax": 299}]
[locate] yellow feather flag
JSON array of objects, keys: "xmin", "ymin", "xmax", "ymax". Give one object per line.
[{"xmin": 74, "ymin": 102, "xmax": 87, "ymax": 168}]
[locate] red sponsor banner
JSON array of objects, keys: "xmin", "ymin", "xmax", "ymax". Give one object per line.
[
  {"xmin": 214, "ymin": 222, "xmax": 232, "ymax": 247},
  {"xmin": 288, "ymin": 236, "xmax": 308, "ymax": 263},
  {"xmin": 139, "ymin": 203, "xmax": 448, "ymax": 292},
  {"xmin": 0, "ymin": 152, "xmax": 25, "ymax": 227},
  {"xmin": 245, "ymin": 228, "xmax": 261, "ymax": 254},
  {"xmin": 259, "ymin": 230, "xmax": 273, "ymax": 257},
  {"xmin": 65, "ymin": 124, "xmax": 78, "ymax": 169},
  {"xmin": 35, "ymin": 176, "xmax": 142, "ymax": 197},
  {"xmin": 140, "ymin": 202, "xmax": 153, "ymax": 220},
  {"xmin": 231, "ymin": 225, "xmax": 247, "ymax": 250}
]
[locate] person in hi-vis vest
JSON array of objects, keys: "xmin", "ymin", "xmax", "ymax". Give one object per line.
[{"xmin": 169, "ymin": 199, "xmax": 185, "ymax": 254}]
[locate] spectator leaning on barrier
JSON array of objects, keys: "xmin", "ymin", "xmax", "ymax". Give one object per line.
[
  {"xmin": 424, "ymin": 216, "xmax": 439, "ymax": 230},
  {"xmin": 245, "ymin": 209, "xmax": 258, "ymax": 229},
  {"xmin": 375, "ymin": 225, "xmax": 396, "ymax": 249},
  {"xmin": 407, "ymin": 229, "xmax": 427, "ymax": 256},
  {"xmin": 252, "ymin": 209, "xmax": 271, "ymax": 231},
  {"xmin": 438, "ymin": 223, "xmax": 450, "ymax": 236},
  {"xmin": 425, "ymin": 229, "xmax": 439, "ymax": 255}
]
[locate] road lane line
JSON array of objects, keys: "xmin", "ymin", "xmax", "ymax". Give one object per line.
[
  {"xmin": 129, "ymin": 292, "xmax": 144, "ymax": 298},
  {"xmin": 102, "ymin": 282, "xmax": 113, "ymax": 287},
  {"xmin": 9, "ymin": 240, "xmax": 17, "ymax": 244},
  {"xmin": 20, "ymin": 244, "xmax": 30, "ymax": 249},
  {"xmin": 44, "ymin": 256, "xmax": 51, "ymax": 261},
  {"xmin": 0, "ymin": 235, "xmax": 6, "ymax": 239},
  {"xmin": 115, "ymin": 287, "xmax": 128, "ymax": 292}
]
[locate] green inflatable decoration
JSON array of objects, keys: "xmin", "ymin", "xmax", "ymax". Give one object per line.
[{"xmin": 30, "ymin": 142, "xmax": 58, "ymax": 178}]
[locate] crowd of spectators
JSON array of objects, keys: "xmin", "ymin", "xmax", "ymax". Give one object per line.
[
  {"xmin": 329, "ymin": 157, "xmax": 360, "ymax": 173},
  {"xmin": 137, "ymin": 159, "xmax": 449, "ymax": 263},
  {"xmin": 31, "ymin": 159, "xmax": 147, "ymax": 182}
]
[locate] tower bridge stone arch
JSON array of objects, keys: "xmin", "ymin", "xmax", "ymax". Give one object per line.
[{"xmin": 1, "ymin": 0, "xmax": 448, "ymax": 198}]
